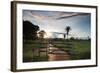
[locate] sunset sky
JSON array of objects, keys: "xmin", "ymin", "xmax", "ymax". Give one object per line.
[{"xmin": 23, "ymin": 10, "xmax": 91, "ymax": 39}]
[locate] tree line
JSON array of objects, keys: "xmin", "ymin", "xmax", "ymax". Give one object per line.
[{"xmin": 23, "ymin": 20, "xmax": 46, "ymax": 40}]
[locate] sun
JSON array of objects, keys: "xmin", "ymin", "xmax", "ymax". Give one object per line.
[{"xmin": 44, "ymin": 31, "xmax": 52, "ymax": 38}]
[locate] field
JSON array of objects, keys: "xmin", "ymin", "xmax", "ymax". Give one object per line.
[{"xmin": 23, "ymin": 39, "xmax": 91, "ymax": 62}]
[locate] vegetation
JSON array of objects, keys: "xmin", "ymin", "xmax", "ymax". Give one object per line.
[
  {"xmin": 23, "ymin": 39, "xmax": 91, "ymax": 62},
  {"xmin": 65, "ymin": 26, "xmax": 71, "ymax": 39},
  {"xmin": 23, "ymin": 20, "xmax": 91, "ymax": 62},
  {"xmin": 51, "ymin": 39, "xmax": 91, "ymax": 60},
  {"xmin": 23, "ymin": 21, "xmax": 39, "ymax": 40},
  {"xmin": 23, "ymin": 39, "xmax": 48, "ymax": 62},
  {"xmin": 38, "ymin": 30, "xmax": 46, "ymax": 39}
]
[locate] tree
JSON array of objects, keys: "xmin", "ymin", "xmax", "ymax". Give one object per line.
[
  {"xmin": 65, "ymin": 26, "xmax": 71, "ymax": 39},
  {"xmin": 38, "ymin": 30, "xmax": 46, "ymax": 39},
  {"xmin": 88, "ymin": 36, "xmax": 91, "ymax": 41},
  {"xmin": 63, "ymin": 34, "xmax": 66, "ymax": 39},
  {"xmin": 23, "ymin": 21, "xmax": 39, "ymax": 40},
  {"xmin": 38, "ymin": 30, "xmax": 46, "ymax": 56},
  {"xmin": 70, "ymin": 37, "xmax": 75, "ymax": 40}
]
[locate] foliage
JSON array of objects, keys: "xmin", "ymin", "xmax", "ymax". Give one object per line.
[
  {"xmin": 65, "ymin": 26, "xmax": 71, "ymax": 39},
  {"xmin": 23, "ymin": 21, "xmax": 39, "ymax": 40},
  {"xmin": 23, "ymin": 39, "xmax": 91, "ymax": 62},
  {"xmin": 38, "ymin": 30, "xmax": 46, "ymax": 39}
]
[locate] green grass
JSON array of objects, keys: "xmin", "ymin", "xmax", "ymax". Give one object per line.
[
  {"xmin": 23, "ymin": 39, "xmax": 48, "ymax": 62},
  {"xmin": 72, "ymin": 40, "xmax": 91, "ymax": 59},
  {"xmin": 23, "ymin": 39, "xmax": 91, "ymax": 62},
  {"xmin": 52, "ymin": 40, "xmax": 91, "ymax": 60}
]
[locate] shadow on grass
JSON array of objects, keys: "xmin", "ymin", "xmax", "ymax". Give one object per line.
[
  {"xmin": 70, "ymin": 51, "xmax": 91, "ymax": 60},
  {"xmin": 23, "ymin": 56, "xmax": 48, "ymax": 62}
]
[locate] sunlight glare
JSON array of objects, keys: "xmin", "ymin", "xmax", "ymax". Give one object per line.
[{"xmin": 44, "ymin": 31, "xmax": 52, "ymax": 38}]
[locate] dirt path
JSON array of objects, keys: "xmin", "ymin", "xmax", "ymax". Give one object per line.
[{"xmin": 47, "ymin": 44, "xmax": 70, "ymax": 61}]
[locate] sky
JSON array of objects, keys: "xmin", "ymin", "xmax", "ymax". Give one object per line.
[{"xmin": 23, "ymin": 10, "xmax": 91, "ymax": 39}]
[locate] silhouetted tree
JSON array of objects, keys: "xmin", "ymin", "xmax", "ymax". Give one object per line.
[
  {"xmin": 38, "ymin": 30, "xmax": 46, "ymax": 57},
  {"xmin": 38, "ymin": 30, "xmax": 46, "ymax": 39},
  {"xmin": 70, "ymin": 37, "xmax": 75, "ymax": 40},
  {"xmin": 63, "ymin": 34, "xmax": 66, "ymax": 39},
  {"xmin": 65, "ymin": 26, "xmax": 71, "ymax": 39},
  {"xmin": 88, "ymin": 36, "xmax": 91, "ymax": 41},
  {"xmin": 23, "ymin": 21, "xmax": 39, "ymax": 40}
]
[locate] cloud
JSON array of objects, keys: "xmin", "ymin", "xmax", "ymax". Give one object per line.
[
  {"xmin": 31, "ymin": 11, "xmax": 46, "ymax": 20},
  {"xmin": 23, "ymin": 10, "xmax": 91, "ymax": 39},
  {"xmin": 56, "ymin": 12, "xmax": 90, "ymax": 20}
]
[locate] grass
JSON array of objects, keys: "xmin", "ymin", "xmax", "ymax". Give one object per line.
[
  {"xmin": 23, "ymin": 39, "xmax": 91, "ymax": 62},
  {"xmin": 73, "ymin": 40, "xmax": 91, "ymax": 59},
  {"xmin": 23, "ymin": 39, "xmax": 48, "ymax": 62},
  {"xmin": 52, "ymin": 40, "xmax": 91, "ymax": 60}
]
